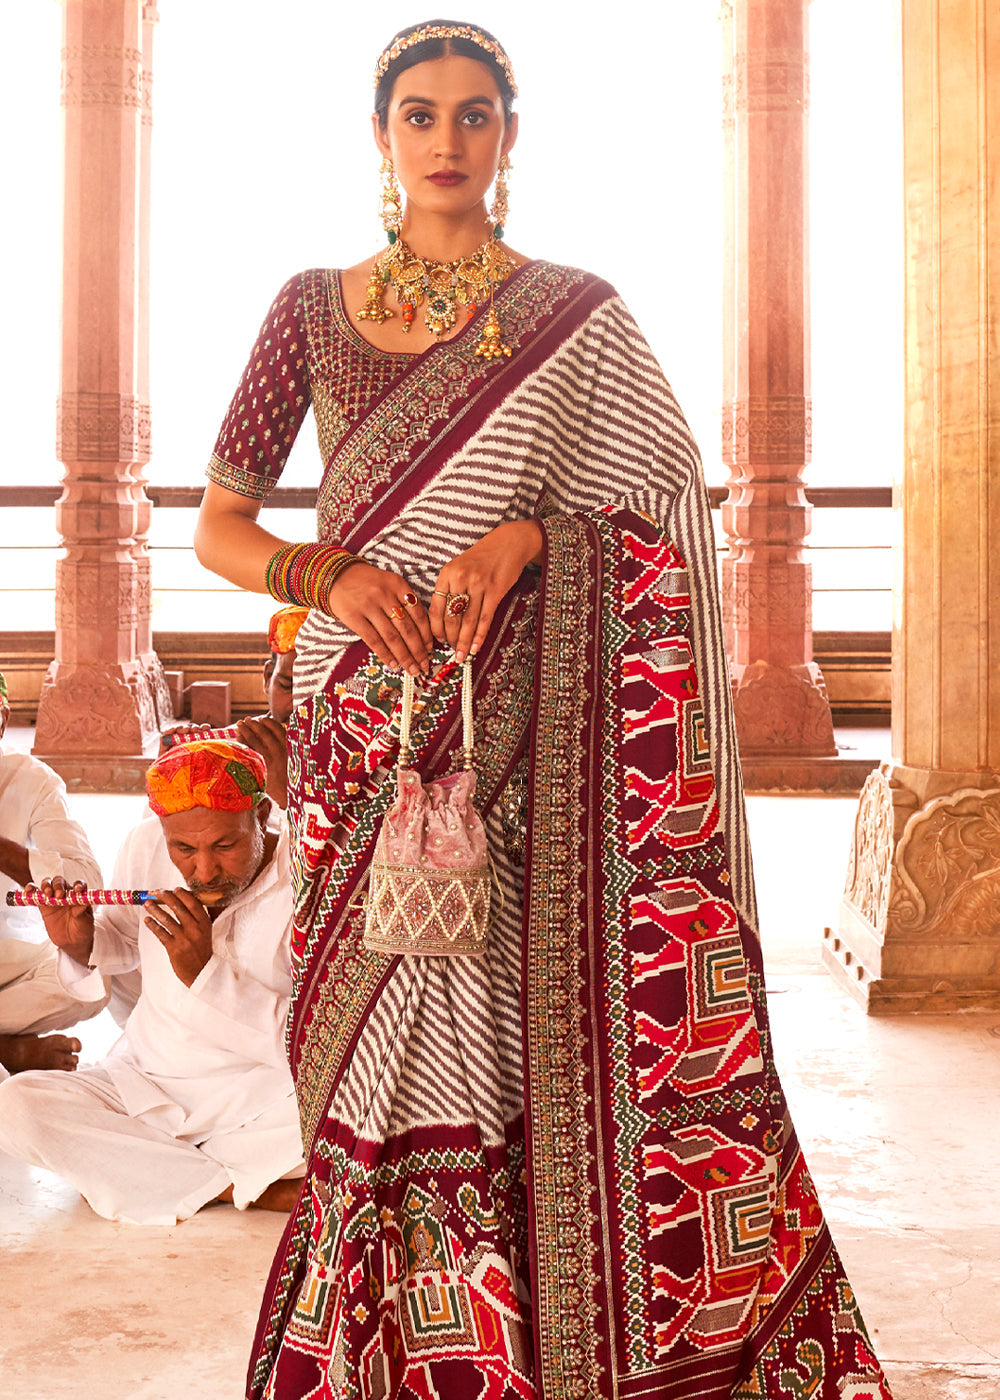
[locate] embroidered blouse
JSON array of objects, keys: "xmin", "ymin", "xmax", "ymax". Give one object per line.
[{"xmin": 206, "ymin": 269, "xmax": 416, "ymax": 500}]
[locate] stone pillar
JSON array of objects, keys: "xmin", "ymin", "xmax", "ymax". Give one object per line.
[
  {"xmin": 720, "ymin": 0, "xmax": 837, "ymax": 780},
  {"xmin": 33, "ymin": 0, "xmax": 166, "ymax": 789},
  {"xmin": 825, "ymin": 0, "xmax": 1000, "ymax": 1011},
  {"xmin": 133, "ymin": 1, "xmax": 173, "ymax": 726}
]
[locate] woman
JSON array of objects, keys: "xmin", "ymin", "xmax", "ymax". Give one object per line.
[{"xmin": 195, "ymin": 22, "xmax": 892, "ymax": 1400}]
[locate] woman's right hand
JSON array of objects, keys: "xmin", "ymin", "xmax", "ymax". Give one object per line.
[{"xmin": 327, "ymin": 562, "xmax": 434, "ymax": 676}]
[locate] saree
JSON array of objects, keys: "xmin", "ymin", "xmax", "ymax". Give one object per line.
[{"xmin": 239, "ymin": 263, "xmax": 892, "ymax": 1400}]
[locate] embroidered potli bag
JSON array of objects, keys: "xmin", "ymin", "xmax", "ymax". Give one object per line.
[{"xmin": 363, "ymin": 661, "xmax": 491, "ymax": 957}]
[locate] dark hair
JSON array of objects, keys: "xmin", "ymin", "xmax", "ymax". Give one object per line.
[{"xmin": 374, "ymin": 19, "xmax": 516, "ymax": 128}]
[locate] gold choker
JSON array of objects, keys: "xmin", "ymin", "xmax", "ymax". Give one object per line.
[{"xmin": 357, "ymin": 237, "xmax": 515, "ymax": 359}]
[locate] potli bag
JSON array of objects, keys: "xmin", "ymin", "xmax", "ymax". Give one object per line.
[{"xmin": 362, "ymin": 661, "xmax": 491, "ymax": 957}]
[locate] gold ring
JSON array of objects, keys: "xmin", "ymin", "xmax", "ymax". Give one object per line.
[
  {"xmin": 447, "ymin": 592, "xmax": 471, "ymax": 617},
  {"xmin": 432, "ymin": 589, "xmax": 450, "ymax": 599},
  {"xmin": 401, "ymin": 592, "xmax": 418, "ymax": 608},
  {"xmin": 389, "ymin": 605, "xmax": 405, "ymax": 620}
]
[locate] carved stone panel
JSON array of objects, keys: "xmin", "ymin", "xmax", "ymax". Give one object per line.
[
  {"xmin": 843, "ymin": 770, "xmax": 894, "ymax": 934},
  {"xmin": 57, "ymin": 393, "xmax": 152, "ymax": 465},
  {"xmin": 61, "ymin": 42, "xmax": 143, "ymax": 110},
  {"xmin": 34, "ymin": 661, "xmax": 158, "ymax": 755},
  {"xmin": 731, "ymin": 661, "xmax": 837, "ymax": 756},
  {"xmin": 887, "ymin": 788, "xmax": 1000, "ymax": 940}
]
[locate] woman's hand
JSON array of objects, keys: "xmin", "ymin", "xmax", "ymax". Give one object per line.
[
  {"xmin": 326, "ymin": 562, "xmax": 434, "ymax": 676},
  {"xmin": 429, "ymin": 520, "xmax": 542, "ymax": 662}
]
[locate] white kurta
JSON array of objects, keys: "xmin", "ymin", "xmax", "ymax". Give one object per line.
[
  {"xmin": 0, "ymin": 745, "xmax": 106, "ymax": 1047},
  {"xmin": 0, "ymin": 813, "xmax": 304, "ymax": 1223}
]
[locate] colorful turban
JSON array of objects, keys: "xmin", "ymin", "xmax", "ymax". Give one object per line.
[
  {"xmin": 145, "ymin": 739, "xmax": 267, "ymax": 817},
  {"xmin": 268, "ymin": 605, "xmax": 309, "ymax": 656}
]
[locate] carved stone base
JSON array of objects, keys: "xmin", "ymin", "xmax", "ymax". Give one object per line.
[
  {"xmin": 826, "ymin": 765, "xmax": 1000, "ymax": 1013},
  {"xmin": 33, "ymin": 660, "xmax": 160, "ymax": 757},
  {"xmin": 741, "ymin": 753, "xmax": 879, "ymax": 794},
  {"xmin": 31, "ymin": 753, "xmax": 154, "ymax": 795},
  {"xmin": 731, "ymin": 661, "xmax": 837, "ymax": 758}
]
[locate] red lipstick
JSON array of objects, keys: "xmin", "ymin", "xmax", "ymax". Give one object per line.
[{"xmin": 428, "ymin": 171, "xmax": 467, "ymax": 186}]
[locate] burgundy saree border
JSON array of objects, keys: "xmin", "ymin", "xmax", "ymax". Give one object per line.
[
  {"xmin": 522, "ymin": 508, "xmax": 892, "ymax": 1400},
  {"xmin": 523, "ymin": 513, "xmax": 607, "ymax": 1400}
]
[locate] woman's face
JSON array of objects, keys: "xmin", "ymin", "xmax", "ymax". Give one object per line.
[{"xmin": 374, "ymin": 54, "xmax": 517, "ymax": 224}]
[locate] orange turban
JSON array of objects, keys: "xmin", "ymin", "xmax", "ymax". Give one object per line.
[
  {"xmin": 268, "ymin": 605, "xmax": 309, "ymax": 656},
  {"xmin": 146, "ymin": 739, "xmax": 267, "ymax": 817}
]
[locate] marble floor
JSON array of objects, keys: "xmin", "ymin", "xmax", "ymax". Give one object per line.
[{"xmin": 1, "ymin": 774, "xmax": 998, "ymax": 1398}]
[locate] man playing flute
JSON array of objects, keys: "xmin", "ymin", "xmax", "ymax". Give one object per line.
[{"xmin": 0, "ymin": 739, "xmax": 304, "ymax": 1224}]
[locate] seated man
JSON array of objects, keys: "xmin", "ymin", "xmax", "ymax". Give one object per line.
[
  {"xmin": 0, "ymin": 739, "xmax": 304, "ymax": 1225},
  {"xmin": 0, "ymin": 670, "xmax": 104, "ymax": 1077},
  {"xmin": 160, "ymin": 604, "xmax": 307, "ymax": 810}
]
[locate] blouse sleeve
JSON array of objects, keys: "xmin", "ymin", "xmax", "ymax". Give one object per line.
[{"xmin": 205, "ymin": 272, "xmax": 314, "ymax": 500}]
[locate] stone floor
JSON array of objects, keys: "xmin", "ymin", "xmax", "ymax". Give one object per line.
[{"xmin": 1, "ymin": 763, "xmax": 998, "ymax": 1398}]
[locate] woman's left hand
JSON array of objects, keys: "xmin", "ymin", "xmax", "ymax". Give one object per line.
[{"xmin": 430, "ymin": 519, "xmax": 543, "ymax": 662}]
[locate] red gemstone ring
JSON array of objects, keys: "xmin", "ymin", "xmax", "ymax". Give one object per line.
[
  {"xmin": 389, "ymin": 605, "xmax": 405, "ymax": 620},
  {"xmin": 401, "ymin": 592, "xmax": 418, "ymax": 608},
  {"xmin": 447, "ymin": 592, "xmax": 471, "ymax": 617}
]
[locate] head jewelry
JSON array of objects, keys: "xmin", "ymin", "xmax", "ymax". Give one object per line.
[{"xmin": 373, "ymin": 24, "xmax": 518, "ymax": 97}]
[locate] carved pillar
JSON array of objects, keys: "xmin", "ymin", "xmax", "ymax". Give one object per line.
[
  {"xmin": 33, "ymin": 0, "xmax": 164, "ymax": 788},
  {"xmin": 720, "ymin": 0, "xmax": 837, "ymax": 775},
  {"xmin": 133, "ymin": 1, "xmax": 173, "ymax": 725},
  {"xmin": 825, "ymin": 0, "xmax": 1000, "ymax": 1011}
]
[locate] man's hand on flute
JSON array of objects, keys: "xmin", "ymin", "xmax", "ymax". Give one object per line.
[
  {"xmin": 143, "ymin": 888, "xmax": 215, "ymax": 988},
  {"xmin": 31, "ymin": 877, "xmax": 96, "ymax": 969}
]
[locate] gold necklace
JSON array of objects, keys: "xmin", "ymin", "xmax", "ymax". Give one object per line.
[{"xmin": 356, "ymin": 235, "xmax": 515, "ymax": 359}]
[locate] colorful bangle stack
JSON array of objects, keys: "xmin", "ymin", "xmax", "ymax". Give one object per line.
[{"xmin": 264, "ymin": 542, "xmax": 360, "ymax": 613}]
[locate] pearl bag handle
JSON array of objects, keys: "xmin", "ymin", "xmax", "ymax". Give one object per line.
[{"xmin": 398, "ymin": 661, "xmax": 474, "ymax": 771}]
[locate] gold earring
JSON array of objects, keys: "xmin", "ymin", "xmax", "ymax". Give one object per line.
[
  {"xmin": 489, "ymin": 154, "xmax": 511, "ymax": 240},
  {"xmin": 379, "ymin": 157, "xmax": 403, "ymax": 245}
]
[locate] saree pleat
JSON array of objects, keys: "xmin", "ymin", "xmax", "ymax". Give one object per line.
[{"xmin": 243, "ymin": 264, "xmax": 891, "ymax": 1400}]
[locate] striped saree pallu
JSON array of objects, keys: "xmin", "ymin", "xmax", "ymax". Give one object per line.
[{"xmin": 248, "ymin": 266, "xmax": 892, "ymax": 1399}]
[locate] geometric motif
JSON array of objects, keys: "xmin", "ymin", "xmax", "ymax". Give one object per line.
[
  {"xmin": 710, "ymin": 1181, "xmax": 773, "ymax": 1270},
  {"xmin": 693, "ymin": 935, "xmax": 751, "ymax": 1021}
]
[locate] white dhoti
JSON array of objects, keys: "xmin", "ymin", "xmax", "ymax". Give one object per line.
[{"xmin": 0, "ymin": 1064, "xmax": 303, "ymax": 1225}]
